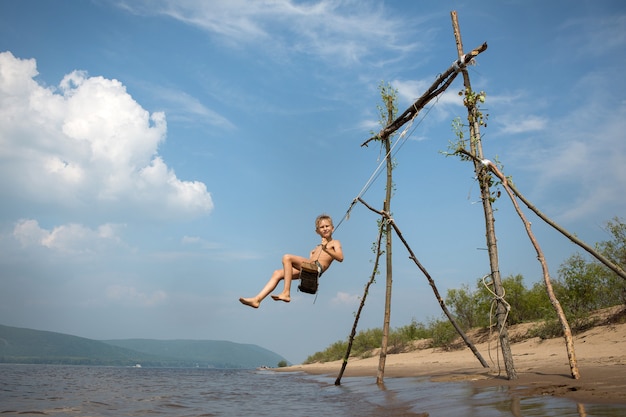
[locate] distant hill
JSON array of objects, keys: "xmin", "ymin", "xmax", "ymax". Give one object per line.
[
  {"xmin": 0, "ymin": 324, "xmax": 288, "ymax": 368},
  {"xmin": 0, "ymin": 324, "xmax": 151, "ymax": 366},
  {"xmin": 104, "ymin": 339, "xmax": 287, "ymax": 369}
]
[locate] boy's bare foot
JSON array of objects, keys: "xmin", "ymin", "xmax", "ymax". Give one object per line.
[
  {"xmin": 239, "ymin": 297, "xmax": 260, "ymax": 308},
  {"xmin": 271, "ymin": 294, "xmax": 290, "ymax": 303}
]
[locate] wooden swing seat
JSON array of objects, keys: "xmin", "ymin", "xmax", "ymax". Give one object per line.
[{"xmin": 298, "ymin": 261, "xmax": 322, "ymax": 294}]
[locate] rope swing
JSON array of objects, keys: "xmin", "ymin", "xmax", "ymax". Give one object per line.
[{"xmin": 333, "ymin": 42, "xmax": 488, "ymax": 234}]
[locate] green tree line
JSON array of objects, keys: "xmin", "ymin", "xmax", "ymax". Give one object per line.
[{"xmin": 304, "ymin": 217, "xmax": 626, "ymax": 364}]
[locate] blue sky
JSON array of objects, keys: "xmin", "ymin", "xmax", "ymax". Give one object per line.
[{"xmin": 0, "ymin": 0, "xmax": 624, "ymax": 364}]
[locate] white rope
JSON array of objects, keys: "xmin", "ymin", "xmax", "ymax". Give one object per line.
[
  {"xmin": 334, "ymin": 96, "xmax": 440, "ymax": 232},
  {"xmin": 357, "ymin": 120, "xmax": 412, "ymax": 198},
  {"xmin": 333, "ymin": 114, "xmax": 416, "ymax": 231},
  {"xmin": 452, "ymin": 53, "xmax": 476, "ymax": 72},
  {"xmin": 481, "ymin": 273, "xmax": 511, "ymax": 375}
]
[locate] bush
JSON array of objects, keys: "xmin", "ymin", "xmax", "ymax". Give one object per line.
[
  {"xmin": 446, "ymin": 284, "xmax": 483, "ymax": 329},
  {"xmin": 527, "ymin": 320, "xmax": 563, "ymax": 340},
  {"xmin": 427, "ymin": 317, "xmax": 457, "ymax": 348},
  {"xmin": 352, "ymin": 328, "xmax": 384, "ymax": 357},
  {"xmin": 303, "ymin": 340, "xmax": 347, "ymax": 364}
]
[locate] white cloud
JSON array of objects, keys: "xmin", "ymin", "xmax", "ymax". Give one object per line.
[
  {"xmin": 181, "ymin": 236, "xmax": 202, "ymax": 245},
  {"xmin": 181, "ymin": 235, "xmax": 221, "ymax": 251},
  {"xmin": 393, "ymin": 79, "xmax": 430, "ymax": 105},
  {"xmin": 106, "ymin": 284, "xmax": 168, "ymax": 307},
  {"xmin": 0, "ymin": 51, "xmax": 213, "ymax": 219},
  {"xmin": 13, "ymin": 219, "xmax": 124, "ymax": 254},
  {"xmin": 498, "ymin": 114, "xmax": 547, "ymax": 134},
  {"xmin": 147, "ymin": 85, "xmax": 235, "ymax": 129},
  {"xmin": 122, "ymin": 0, "xmax": 421, "ymax": 66},
  {"xmin": 331, "ymin": 291, "xmax": 360, "ymax": 305}
]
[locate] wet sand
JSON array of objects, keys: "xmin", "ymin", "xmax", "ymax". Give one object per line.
[{"xmin": 278, "ymin": 314, "xmax": 626, "ymax": 405}]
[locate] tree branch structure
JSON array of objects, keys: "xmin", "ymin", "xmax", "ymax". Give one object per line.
[{"xmin": 361, "ymin": 42, "xmax": 488, "ymax": 147}]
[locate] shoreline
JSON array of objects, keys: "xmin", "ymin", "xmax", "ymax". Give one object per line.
[{"xmin": 277, "ymin": 320, "xmax": 626, "ymax": 405}]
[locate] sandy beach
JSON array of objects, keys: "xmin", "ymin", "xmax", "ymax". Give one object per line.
[{"xmin": 279, "ymin": 309, "xmax": 626, "ymax": 405}]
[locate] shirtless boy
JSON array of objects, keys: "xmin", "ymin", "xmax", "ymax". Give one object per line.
[{"xmin": 239, "ymin": 214, "xmax": 343, "ymax": 308}]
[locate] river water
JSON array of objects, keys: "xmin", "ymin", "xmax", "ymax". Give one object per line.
[{"xmin": 1, "ymin": 364, "xmax": 624, "ymax": 416}]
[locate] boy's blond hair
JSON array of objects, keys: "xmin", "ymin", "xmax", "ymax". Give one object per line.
[{"xmin": 315, "ymin": 213, "xmax": 333, "ymax": 229}]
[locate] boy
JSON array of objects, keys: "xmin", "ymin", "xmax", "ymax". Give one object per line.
[{"xmin": 239, "ymin": 214, "xmax": 343, "ymax": 308}]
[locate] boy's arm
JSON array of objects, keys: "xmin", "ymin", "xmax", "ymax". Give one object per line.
[{"xmin": 323, "ymin": 240, "xmax": 344, "ymax": 262}]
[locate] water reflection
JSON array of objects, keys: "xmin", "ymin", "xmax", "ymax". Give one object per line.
[{"xmin": 345, "ymin": 376, "xmax": 623, "ymax": 417}]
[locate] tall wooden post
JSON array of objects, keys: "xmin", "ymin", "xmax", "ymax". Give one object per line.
[
  {"xmin": 451, "ymin": 11, "xmax": 517, "ymax": 379},
  {"xmin": 377, "ymin": 98, "xmax": 395, "ymax": 385}
]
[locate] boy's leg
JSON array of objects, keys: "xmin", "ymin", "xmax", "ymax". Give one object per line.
[
  {"xmin": 271, "ymin": 254, "xmax": 305, "ymax": 303},
  {"xmin": 239, "ymin": 269, "xmax": 284, "ymax": 308}
]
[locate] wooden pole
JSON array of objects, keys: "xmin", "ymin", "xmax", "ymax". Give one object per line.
[
  {"xmin": 451, "ymin": 10, "xmax": 517, "ymax": 380},
  {"xmin": 376, "ymin": 100, "xmax": 395, "ymax": 385}
]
